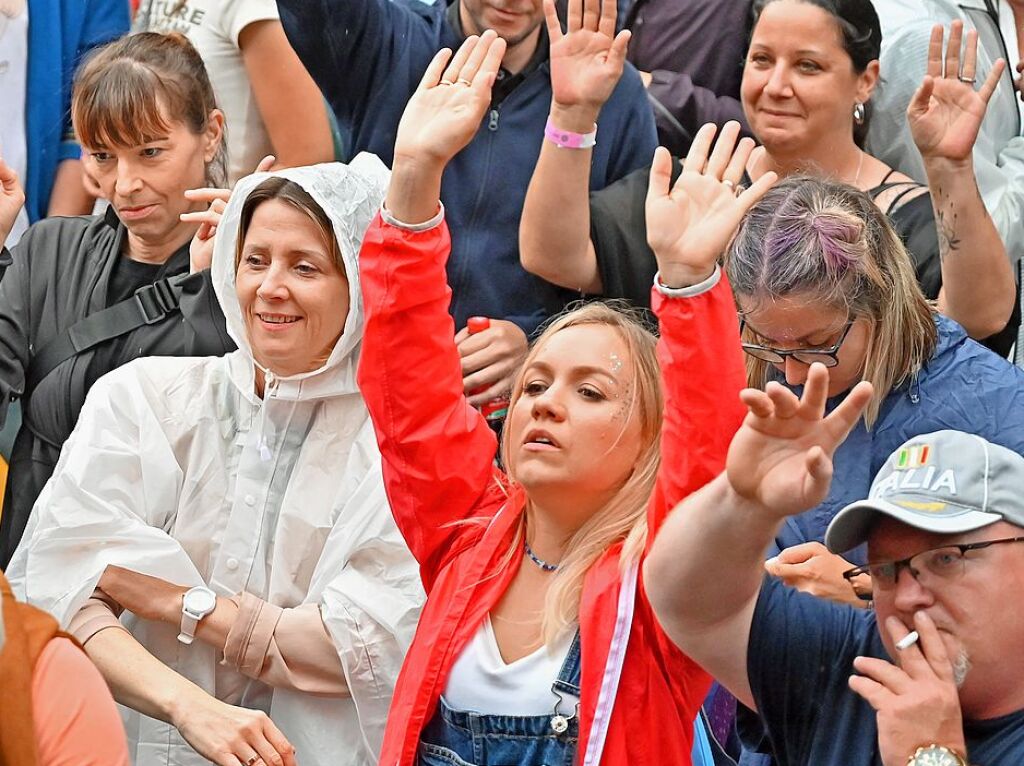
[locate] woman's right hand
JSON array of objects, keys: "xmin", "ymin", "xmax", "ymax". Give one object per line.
[
  {"xmin": 644, "ymin": 122, "xmax": 776, "ymax": 288},
  {"xmin": 392, "ymin": 31, "xmax": 507, "ymax": 169},
  {"xmin": 172, "ymin": 690, "xmax": 297, "ymax": 766},
  {"xmin": 726, "ymin": 365, "xmax": 873, "ymax": 521},
  {"xmin": 0, "ymin": 157, "xmax": 26, "ymax": 246}
]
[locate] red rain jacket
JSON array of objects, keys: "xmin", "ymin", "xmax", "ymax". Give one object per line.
[{"xmin": 357, "ymin": 216, "xmax": 748, "ymax": 766}]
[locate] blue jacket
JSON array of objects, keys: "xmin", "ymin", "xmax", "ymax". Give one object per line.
[
  {"xmin": 773, "ymin": 316, "xmax": 1024, "ymax": 561},
  {"xmin": 278, "ymin": 0, "xmax": 657, "ymax": 334},
  {"xmin": 25, "ymin": 0, "xmax": 129, "ymax": 223}
]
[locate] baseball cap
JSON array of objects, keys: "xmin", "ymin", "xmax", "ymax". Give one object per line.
[{"xmin": 825, "ymin": 430, "xmax": 1024, "ymax": 553}]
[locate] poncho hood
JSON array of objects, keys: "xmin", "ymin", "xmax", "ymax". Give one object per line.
[{"xmin": 211, "ymin": 155, "xmax": 390, "ymax": 402}]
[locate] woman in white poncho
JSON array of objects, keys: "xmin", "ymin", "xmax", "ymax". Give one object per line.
[{"xmin": 6, "ymin": 157, "xmax": 423, "ymax": 766}]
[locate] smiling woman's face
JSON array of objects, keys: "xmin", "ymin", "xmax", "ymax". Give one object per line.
[
  {"xmin": 741, "ymin": 0, "xmax": 878, "ymax": 156},
  {"xmin": 235, "ymin": 199, "xmax": 349, "ymax": 378}
]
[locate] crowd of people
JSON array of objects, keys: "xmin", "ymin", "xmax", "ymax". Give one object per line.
[{"xmin": 0, "ymin": 0, "xmax": 1023, "ymax": 765}]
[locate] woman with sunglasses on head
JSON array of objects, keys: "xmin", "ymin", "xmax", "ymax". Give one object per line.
[
  {"xmin": 357, "ymin": 29, "xmax": 776, "ymax": 766},
  {"xmin": 521, "ymin": 0, "xmax": 1016, "ymax": 350}
]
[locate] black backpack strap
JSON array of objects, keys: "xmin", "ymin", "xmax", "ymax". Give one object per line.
[{"xmin": 24, "ymin": 274, "xmax": 188, "ymax": 395}]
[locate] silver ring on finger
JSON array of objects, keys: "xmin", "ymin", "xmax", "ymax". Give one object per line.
[
  {"xmin": 958, "ymin": 74, "xmax": 977, "ymax": 85},
  {"xmin": 456, "ymin": 78, "xmax": 472, "ymax": 86},
  {"xmin": 722, "ymin": 180, "xmax": 735, "ymax": 190},
  {"xmin": 437, "ymin": 79, "xmax": 454, "ymax": 87},
  {"xmin": 244, "ymin": 756, "xmax": 262, "ymax": 766}
]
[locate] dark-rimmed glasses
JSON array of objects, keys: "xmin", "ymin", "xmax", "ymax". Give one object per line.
[
  {"xmin": 842, "ymin": 536, "xmax": 1024, "ymax": 599},
  {"xmin": 739, "ymin": 319, "xmax": 854, "ymax": 368}
]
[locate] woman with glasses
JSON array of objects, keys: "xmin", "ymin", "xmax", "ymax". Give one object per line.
[{"xmin": 718, "ymin": 166, "xmax": 1024, "ymax": 607}]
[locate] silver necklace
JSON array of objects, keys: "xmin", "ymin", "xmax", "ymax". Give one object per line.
[
  {"xmin": 524, "ymin": 540, "xmax": 559, "ymax": 572},
  {"xmin": 853, "ymin": 149, "xmax": 865, "ymax": 187}
]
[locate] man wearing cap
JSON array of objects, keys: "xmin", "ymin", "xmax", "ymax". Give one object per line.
[{"xmin": 645, "ymin": 367, "xmax": 1024, "ymax": 766}]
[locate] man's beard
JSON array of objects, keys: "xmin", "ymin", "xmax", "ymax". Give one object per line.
[{"xmin": 953, "ymin": 648, "xmax": 971, "ymax": 687}]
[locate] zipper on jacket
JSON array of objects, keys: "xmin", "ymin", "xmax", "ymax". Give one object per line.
[
  {"xmin": 488, "ymin": 108, "xmax": 500, "ymax": 131},
  {"xmin": 258, "ymin": 371, "xmax": 279, "ymax": 462}
]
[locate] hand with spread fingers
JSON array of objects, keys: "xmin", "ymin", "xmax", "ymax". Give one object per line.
[
  {"xmin": 393, "ymin": 31, "xmax": 507, "ymax": 169},
  {"xmin": 546, "ymin": 0, "xmax": 630, "ymax": 120},
  {"xmin": 725, "ymin": 364, "xmax": 874, "ymax": 521},
  {"xmin": 644, "ymin": 121, "xmax": 777, "ymax": 288},
  {"xmin": 908, "ymin": 22, "xmax": 1006, "ymax": 164},
  {"xmin": 849, "ymin": 611, "xmax": 967, "ymax": 766},
  {"xmin": 0, "ymin": 156, "xmax": 26, "ymax": 246},
  {"xmin": 183, "ymin": 155, "xmax": 276, "ymax": 272}
]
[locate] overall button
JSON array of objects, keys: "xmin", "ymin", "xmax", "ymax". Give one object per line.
[
  {"xmin": 243, "ymin": 494, "xmax": 256, "ymax": 506},
  {"xmin": 226, "ymin": 558, "xmax": 239, "ymax": 571}
]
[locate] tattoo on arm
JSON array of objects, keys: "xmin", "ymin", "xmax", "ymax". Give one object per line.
[{"xmin": 934, "ymin": 186, "xmax": 961, "ymax": 262}]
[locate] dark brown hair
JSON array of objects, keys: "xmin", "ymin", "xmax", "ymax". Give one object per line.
[
  {"xmin": 72, "ymin": 32, "xmax": 226, "ymax": 185},
  {"xmin": 235, "ymin": 177, "xmax": 345, "ymax": 274}
]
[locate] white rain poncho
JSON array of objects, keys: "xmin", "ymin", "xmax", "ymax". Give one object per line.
[{"xmin": 7, "ymin": 157, "xmax": 424, "ymax": 766}]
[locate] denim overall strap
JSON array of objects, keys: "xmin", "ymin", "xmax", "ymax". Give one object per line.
[{"xmin": 417, "ymin": 629, "xmax": 584, "ymax": 766}]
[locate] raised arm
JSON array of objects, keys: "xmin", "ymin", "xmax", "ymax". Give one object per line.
[
  {"xmin": 357, "ymin": 33, "xmax": 508, "ymax": 585},
  {"xmin": 645, "ymin": 366, "xmax": 873, "ymax": 709},
  {"xmin": 908, "ymin": 23, "xmax": 1015, "ymax": 338},
  {"xmin": 643, "ymin": 123, "xmax": 776, "ymax": 533},
  {"xmin": 519, "ymin": 0, "xmax": 629, "ymax": 293}
]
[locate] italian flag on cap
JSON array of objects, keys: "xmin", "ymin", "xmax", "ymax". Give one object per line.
[{"xmin": 896, "ymin": 444, "xmax": 930, "ymax": 469}]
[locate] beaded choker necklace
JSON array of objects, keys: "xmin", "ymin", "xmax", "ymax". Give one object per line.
[{"xmin": 524, "ymin": 540, "xmax": 560, "ymax": 572}]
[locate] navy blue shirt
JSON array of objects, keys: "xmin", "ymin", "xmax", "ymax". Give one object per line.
[{"xmin": 747, "ymin": 576, "xmax": 1024, "ymax": 765}]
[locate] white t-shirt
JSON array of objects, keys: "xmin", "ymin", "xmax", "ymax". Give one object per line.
[
  {"xmin": 443, "ymin": 616, "xmax": 576, "ymax": 717},
  {"xmin": 136, "ymin": 0, "xmax": 279, "ymax": 185},
  {"xmin": 0, "ymin": 0, "xmax": 30, "ymax": 247}
]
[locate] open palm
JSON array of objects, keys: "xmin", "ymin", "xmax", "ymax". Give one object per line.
[
  {"xmin": 908, "ymin": 22, "xmax": 1006, "ymax": 162},
  {"xmin": 727, "ymin": 367, "xmax": 873, "ymax": 520},
  {"xmin": 546, "ymin": 0, "xmax": 629, "ymax": 110},
  {"xmin": 394, "ymin": 32, "xmax": 507, "ymax": 167},
  {"xmin": 645, "ymin": 123, "xmax": 776, "ymax": 285}
]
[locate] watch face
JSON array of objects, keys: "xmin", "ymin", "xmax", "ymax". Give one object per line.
[
  {"xmin": 913, "ymin": 746, "xmax": 963, "ymax": 766},
  {"xmin": 184, "ymin": 587, "xmax": 217, "ymax": 615}
]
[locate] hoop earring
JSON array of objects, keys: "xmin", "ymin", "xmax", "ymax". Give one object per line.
[{"xmin": 853, "ymin": 102, "xmax": 866, "ymax": 126}]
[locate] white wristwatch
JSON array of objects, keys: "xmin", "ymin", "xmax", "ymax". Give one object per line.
[
  {"xmin": 907, "ymin": 745, "xmax": 968, "ymax": 766},
  {"xmin": 177, "ymin": 586, "xmax": 217, "ymax": 645}
]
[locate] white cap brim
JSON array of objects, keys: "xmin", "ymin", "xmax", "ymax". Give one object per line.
[{"xmin": 825, "ymin": 497, "xmax": 1004, "ymax": 554}]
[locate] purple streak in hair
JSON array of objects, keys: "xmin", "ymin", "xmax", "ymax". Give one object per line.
[
  {"xmin": 762, "ymin": 217, "xmax": 805, "ymax": 264},
  {"xmin": 809, "ymin": 213, "xmax": 861, "ymax": 272}
]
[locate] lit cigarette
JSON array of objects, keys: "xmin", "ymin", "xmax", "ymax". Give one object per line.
[{"xmin": 896, "ymin": 631, "xmax": 920, "ymax": 651}]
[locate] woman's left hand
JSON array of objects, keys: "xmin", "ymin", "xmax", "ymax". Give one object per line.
[
  {"xmin": 98, "ymin": 565, "xmax": 187, "ymax": 625},
  {"xmin": 908, "ymin": 22, "xmax": 1006, "ymax": 163},
  {"xmin": 765, "ymin": 542, "xmax": 868, "ymax": 607},
  {"xmin": 181, "ymin": 155, "xmax": 275, "ymax": 273}
]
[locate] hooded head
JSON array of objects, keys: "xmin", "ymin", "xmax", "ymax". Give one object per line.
[{"xmin": 211, "ymin": 156, "xmax": 389, "ymax": 401}]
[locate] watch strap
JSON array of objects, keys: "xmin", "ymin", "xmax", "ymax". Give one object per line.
[{"xmin": 178, "ymin": 611, "xmax": 200, "ymax": 645}]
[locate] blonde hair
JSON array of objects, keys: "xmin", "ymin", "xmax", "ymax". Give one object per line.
[
  {"xmin": 725, "ymin": 176, "xmax": 937, "ymax": 427},
  {"xmin": 499, "ymin": 302, "xmax": 662, "ymax": 645}
]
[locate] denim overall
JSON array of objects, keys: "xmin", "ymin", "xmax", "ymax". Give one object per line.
[{"xmin": 417, "ymin": 632, "xmax": 582, "ymax": 766}]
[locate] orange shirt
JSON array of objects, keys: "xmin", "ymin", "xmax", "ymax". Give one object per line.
[{"xmin": 31, "ymin": 637, "xmax": 130, "ymax": 766}]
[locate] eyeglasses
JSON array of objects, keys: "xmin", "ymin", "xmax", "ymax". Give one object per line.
[
  {"xmin": 739, "ymin": 319, "xmax": 854, "ymax": 368},
  {"xmin": 842, "ymin": 536, "xmax": 1024, "ymax": 598}
]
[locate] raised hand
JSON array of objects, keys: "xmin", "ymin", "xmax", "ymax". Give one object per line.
[
  {"xmin": 726, "ymin": 364, "xmax": 873, "ymax": 520},
  {"xmin": 546, "ymin": 0, "xmax": 630, "ymax": 116},
  {"xmin": 0, "ymin": 157, "xmax": 26, "ymax": 246},
  {"xmin": 645, "ymin": 122, "xmax": 776, "ymax": 287},
  {"xmin": 182, "ymin": 155, "xmax": 275, "ymax": 272},
  {"xmin": 393, "ymin": 31, "xmax": 507, "ymax": 168},
  {"xmin": 908, "ymin": 22, "xmax": 1006, "ymax": 163}
]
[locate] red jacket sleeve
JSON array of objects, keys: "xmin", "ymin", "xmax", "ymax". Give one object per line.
[
  {"xmin": 357, "ymin": 215, "xmax": 500, "ymax": 590},
  {"xmin": 647, "ymin": 274, "xmax": 748, "ymax": 541}
]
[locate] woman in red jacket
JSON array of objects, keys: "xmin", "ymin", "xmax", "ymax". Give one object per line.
[{"xmin": 356, "ymin": 28, "xmax": 778, "ymax": 766}]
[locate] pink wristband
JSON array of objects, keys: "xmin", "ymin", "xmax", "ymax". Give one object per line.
[{"xmin": 544, "ymin": 117, "xmax": 597, "ymax": 149}]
